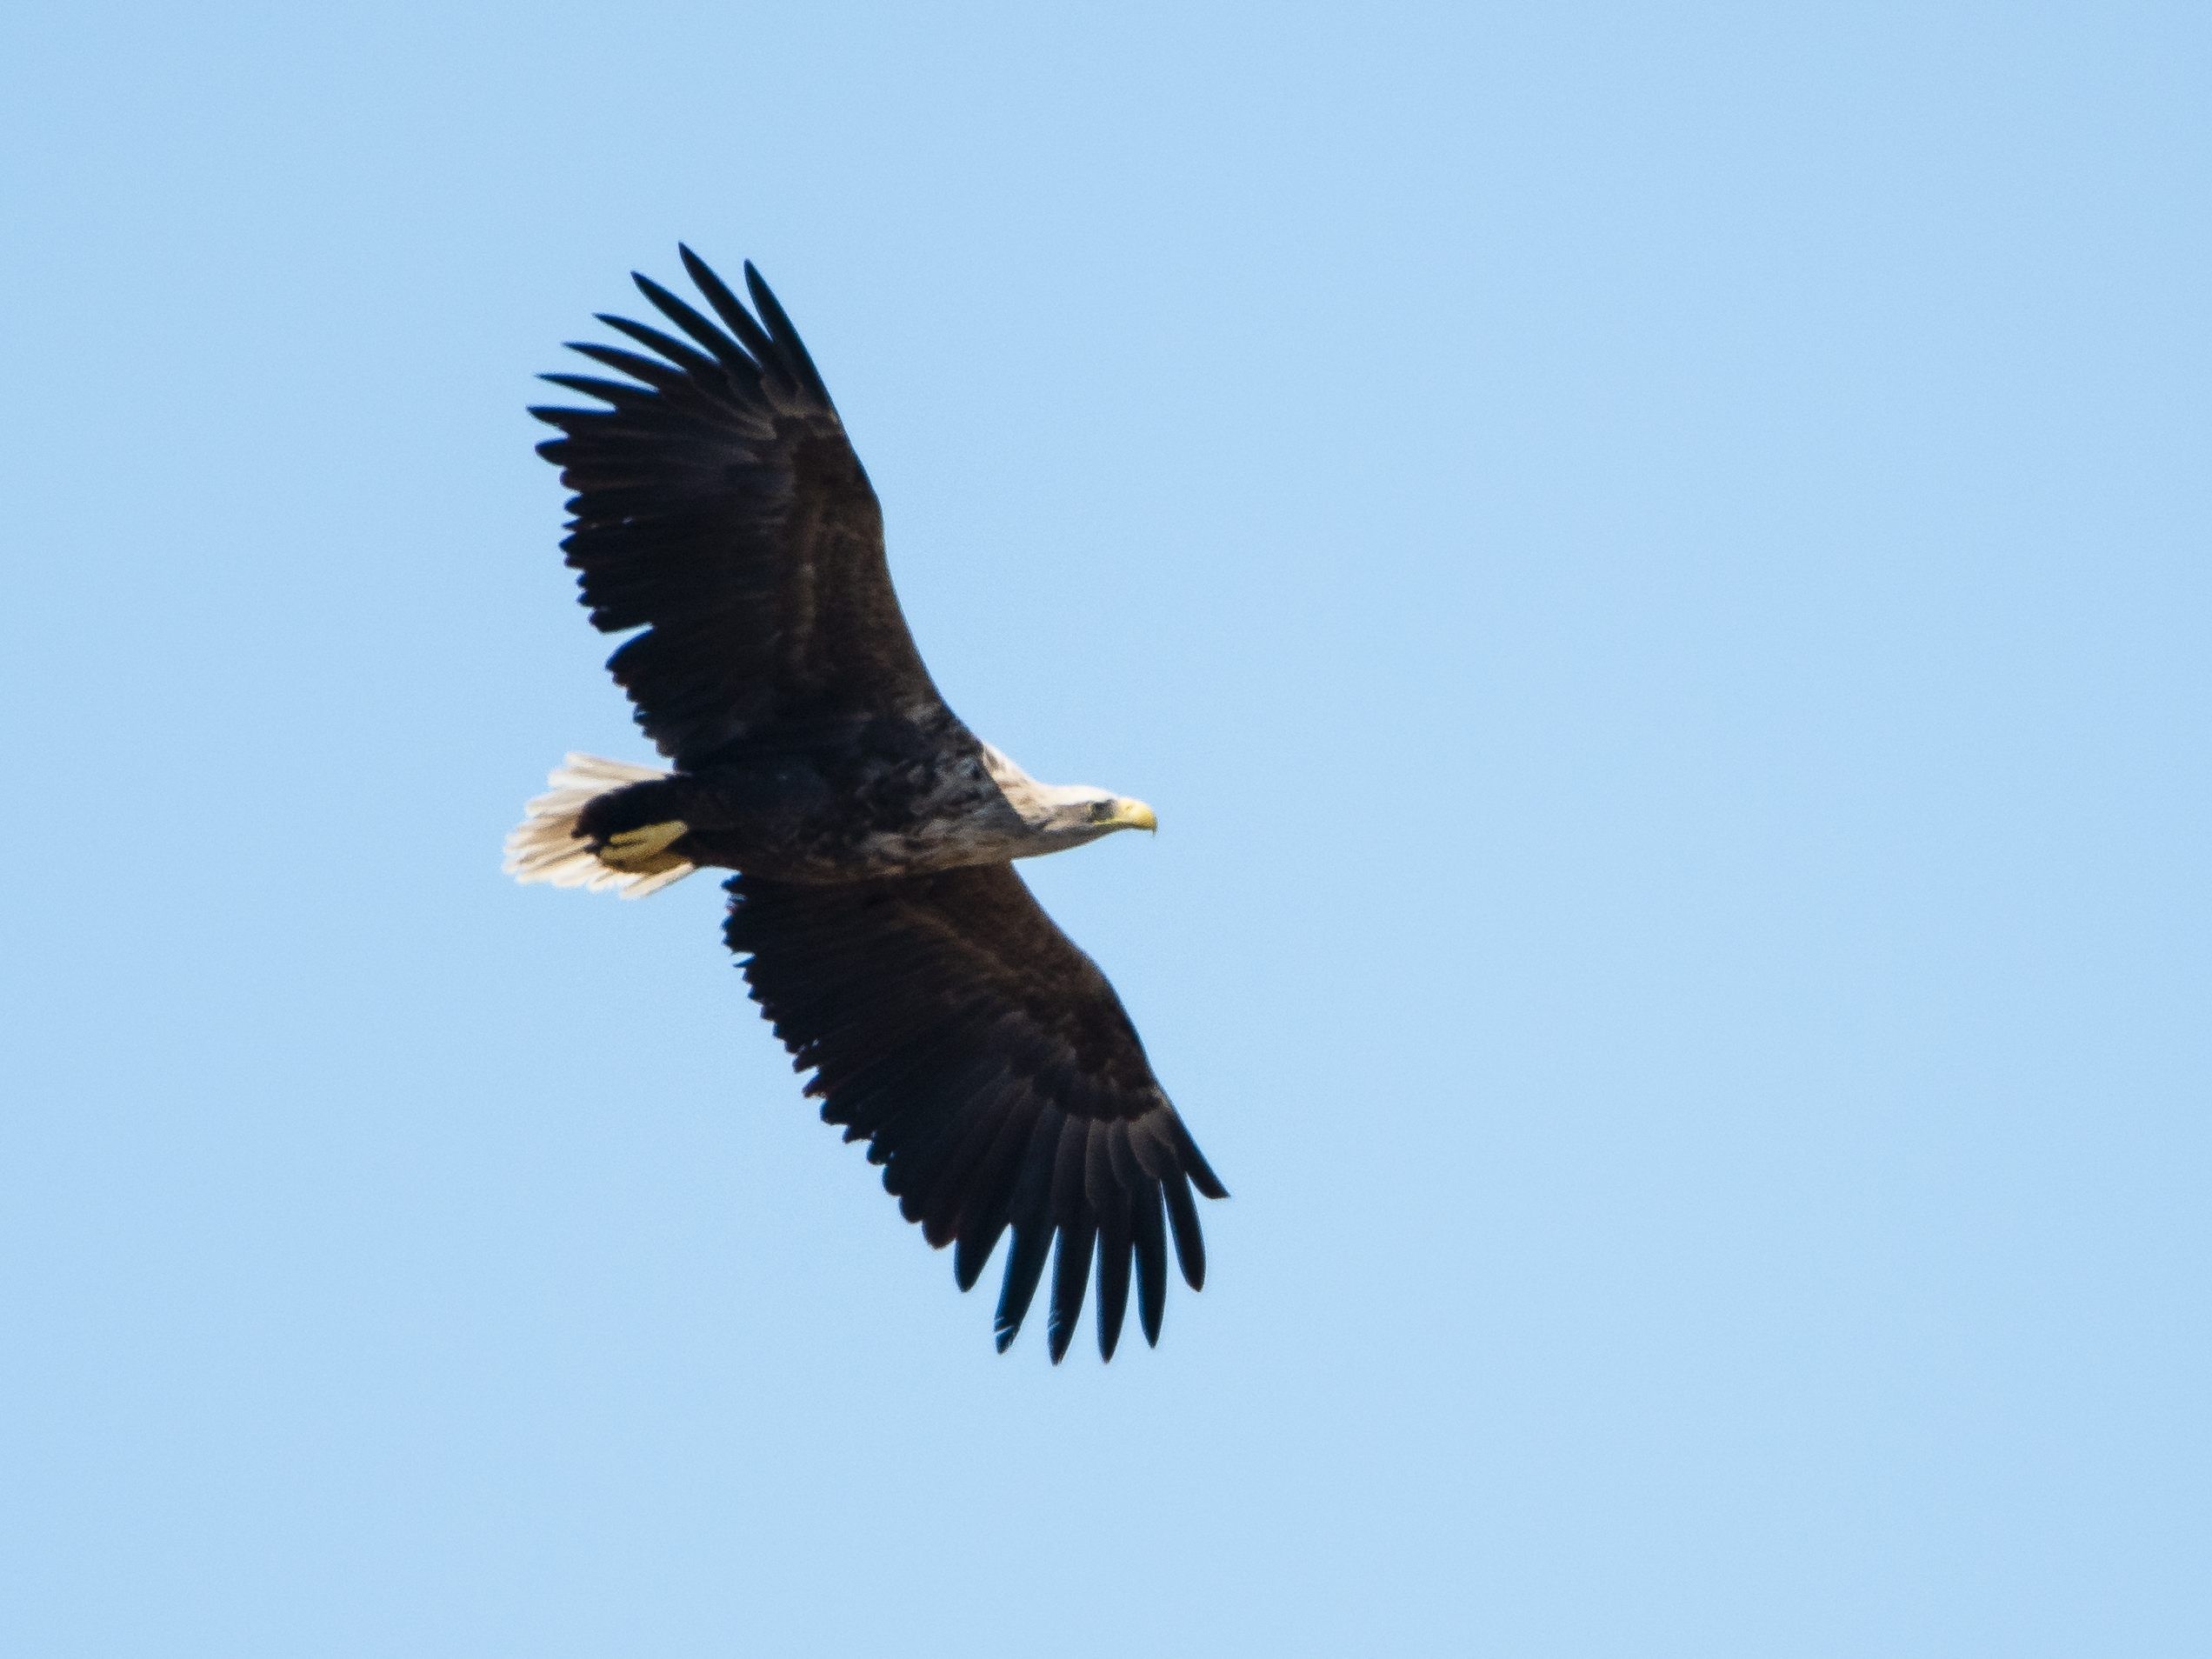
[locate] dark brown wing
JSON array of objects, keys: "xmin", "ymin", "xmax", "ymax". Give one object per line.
[
  {"xmin": 531, "ymin": 249, "xmax": 943, "ymax": 765},
  {"xmin": 724, "ymin": 863, "xmax": 1226, "ymax": 1362}
]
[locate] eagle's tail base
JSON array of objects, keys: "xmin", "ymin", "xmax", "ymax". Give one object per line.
[{"xmin": 502, "ymin": 752, "xmax": 697, "ymax": 899}]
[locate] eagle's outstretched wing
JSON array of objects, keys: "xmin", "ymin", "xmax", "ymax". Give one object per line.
[
  {"xmin": 531, "ymin": 250, "xmax": 943, "ymax": 764},
  {"xmin": 725, "ymin": 863, "xmax": 1227, "ymax": 1361}
]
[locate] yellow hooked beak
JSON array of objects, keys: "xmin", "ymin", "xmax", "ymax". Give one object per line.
[{"xmin": 1108, "ymin": 797, "xmax": 1158, "ymax": 834}]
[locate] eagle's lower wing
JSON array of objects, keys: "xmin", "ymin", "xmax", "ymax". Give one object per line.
[
  {"xmin": 531, "ymin": 250, "xmax": 943, "ymax": 765},
  {"xmin": 725, "ymin": 863, "xmax": 1226, "ymax": 1361}
]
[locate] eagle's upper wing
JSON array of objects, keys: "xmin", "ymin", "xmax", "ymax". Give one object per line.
[
  {"xmin": 531, "ymin": 250, "xmax": 943, "ymax": 765},
  {"xmin": 725, "ymin": 863, "xmax": 1226, "ymax": 1362}
]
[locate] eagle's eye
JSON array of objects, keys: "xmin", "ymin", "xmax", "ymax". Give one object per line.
[{"xmin": 1088, "ymin": 800, "xmax": 1116, "ymax": 823}]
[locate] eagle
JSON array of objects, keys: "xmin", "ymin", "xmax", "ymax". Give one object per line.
[{"xmin": 503, "ymin": 249, "xmax": 1225, "ymax": 1362}]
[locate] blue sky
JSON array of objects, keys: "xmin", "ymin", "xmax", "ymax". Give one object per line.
[{"xmin": 4, "ymin": 3, "xmax": 2207, "ymax": 1653}]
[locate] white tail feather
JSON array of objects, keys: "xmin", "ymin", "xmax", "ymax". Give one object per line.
[{"xmin": 503, "ymin": 752, "xmax": 696, "ymax": 899}]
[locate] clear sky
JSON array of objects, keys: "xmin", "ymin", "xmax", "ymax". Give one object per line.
[{"xmin": 4, "ymin": 3, "xmax": 2207, "ymax": 1654}]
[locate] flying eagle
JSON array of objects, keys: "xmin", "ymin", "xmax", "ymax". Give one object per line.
[{"xmin": 503, "ymin": 249, "xmax": 1224, "ymax": 1362}]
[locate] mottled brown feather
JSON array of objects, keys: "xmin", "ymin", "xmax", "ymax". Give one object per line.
[
  {"xmin": 530, "ymin": 251, "xmax": 943, "ymax": 763},
  {"xmin": 725, "ymin": 863, "xmax": 1222, "ymax": 1357}
]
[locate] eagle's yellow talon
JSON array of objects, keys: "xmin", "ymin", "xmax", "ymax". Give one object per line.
[{"xmin": 601, "ymin": 819, "xmax": 690, "ymax": 872}]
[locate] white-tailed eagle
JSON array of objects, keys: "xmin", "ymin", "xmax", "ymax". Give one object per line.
[{"xmin": 504, "ymin": 250, "xmax": 1224, "ymax": 1362}]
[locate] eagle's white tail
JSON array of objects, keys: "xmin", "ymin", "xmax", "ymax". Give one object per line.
[{"xmin": 503, "ymin": 753, "xmax": 696, "ymax": 899}]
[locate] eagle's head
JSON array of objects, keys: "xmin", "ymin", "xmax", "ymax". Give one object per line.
[{"xmin": 979, "ymin": 743, "xmax": 1156, "ymax": 851}]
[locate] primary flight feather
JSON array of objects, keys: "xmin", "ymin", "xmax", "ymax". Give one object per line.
[{"xmin": 505, "ymin": 249, "xmax": 1223, "ymax": 1362}]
